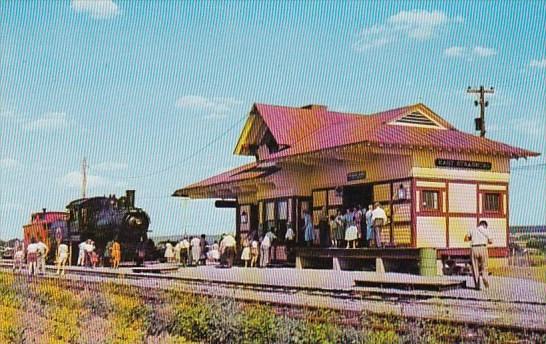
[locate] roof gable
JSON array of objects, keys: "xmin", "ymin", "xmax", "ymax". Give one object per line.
[{"xmin": 233, "ymin": 102, "xmax": 538, "ymax": 160}]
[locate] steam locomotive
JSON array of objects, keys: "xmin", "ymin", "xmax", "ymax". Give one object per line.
[{"xmin": 66, "ymin": 190, "xmax": 150, "ymax": 263}]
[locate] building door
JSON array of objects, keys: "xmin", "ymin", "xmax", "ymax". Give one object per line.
[{"xmin": 342, "ymin": 184, "xmax": 373, "ymax": 210}]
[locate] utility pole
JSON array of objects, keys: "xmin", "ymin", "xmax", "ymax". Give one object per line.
[
  {"xmin": 82, "ymin": 157, "xmax": 87, "ymax": 199},
  {"xmin": 467, "ymin": 85, "xmax": 494, "ymax": 137}
]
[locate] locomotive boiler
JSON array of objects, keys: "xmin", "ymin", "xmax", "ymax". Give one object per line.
[{"xmin": 66, "ymin": 190, "xmax": 150, "ymax": 263}]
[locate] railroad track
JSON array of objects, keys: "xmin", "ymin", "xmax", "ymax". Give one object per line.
[{"xmin": 1, "ymin": 263, "xmax": 545, "ymax": 333}]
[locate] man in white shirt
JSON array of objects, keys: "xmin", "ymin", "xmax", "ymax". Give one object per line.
[
  {"xmin": 465, "ymin": 220, "xmax": 492, "ymax": 290},
  {"xmin": 78, "ymin": 240, "xmax": 86, "ymax": 266},
  {"xmin": 36, "ymin": 240, "xmax": 49, "ymax": 275},
  {"xmin": 371, "ymin": 202, "xmax": 387, "ymax": 248},
  {"xmin": 219, "ymin": 233, "xmax": 236, "ymax": 268},
  {"xmin": 26, "ymin": 238, "xmax": 39, "ymax": 276},
  {"xmin": 84, "ymin": 239, "xmax": 94, "ymax": 267},
  {"xmin": 56, "ymin": 241, "xmax": 69, "ymax": 275}
]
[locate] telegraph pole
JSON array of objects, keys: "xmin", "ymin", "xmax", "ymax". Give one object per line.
[
  {"xmin": 467, "ymin": 85, "xmax": 494, "ymax": 137},
  {"xmin": 82, "ymin": 157, "xmax": 87, "ymax": 199}
]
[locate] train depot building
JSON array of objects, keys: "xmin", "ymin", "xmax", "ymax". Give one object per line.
[{"xmin": 174, "ymin": 103, "xmax": 539, "ymax": 272}]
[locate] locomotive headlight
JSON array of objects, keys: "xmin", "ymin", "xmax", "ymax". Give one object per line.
[{"xmin": 127, "ymin": 216, "xmax": 143, "ymax": 227}]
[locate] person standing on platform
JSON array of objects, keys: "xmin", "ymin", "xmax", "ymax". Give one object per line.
[
  {"xmin": 220, "ymin": 233, "xmax": 236, "ymax": 268},
  {"xmin": 303, "ymin": 209, "xmax": 314, "ymax": 247},
  {"xmin": 354, "ymin": 205, "xmax": 363, "ymax": 247},
  {"xmin": 365, "ymin": 204, "xmax": 374, "ymax": 248},
  {"xmin": 36, "ymin": 239, "xmax": 49, "ymax": 275},
  {"xmin": 199, "ymin": 234, "xmax": 208, "ymax": 265},
  {"xmin": 173, "ymin": 240, "xmax": 182, "ymax": 264},
  {"xmin": 344, "ymin": 208, "xmax": 358, "ymax": 249},
  {"xmin": 135, "ymin": 237, "xmax": 146, "ymax": 267},
  {"xmin": 180, "ymin": 237, "xmax": 190, "ymax": 266},
  {"xmin": 334, "ymin": 209, "xmax": 344, "ymax": 248},
  {"xmin": 318, "ymin": 207, "xmax": 330, "ymax": 248},
  {"xmin": 77, "ymin": 240, "xmax": 86, "ymax": 266},
  {"xmin": 84, "ymin": 239, "xmax": 94, "ymax": 267},
  {"xmin": 26, "ymin": 238, "xmax": 38, "ymax": 276},
  {"xmin": 164, "ymin": 242, "xmax": 174, "ymax": 263},
  {"xmin": 56, "ymin": 241, "xmax": 69, "ymax": 275},
  {"xmin": 260, "ymin": 232, "xmax": 272, "ymax": 267},
  {"xmin": 329, "ymin": 215, "xmax": 336, "ymax": 247},
  {"xmin": 241, "ymin": 239, "xmax": 251, "ymax": 267},
  {"xmin": 250, "ymin": 239, "xmax": 259, "ymax": 267},
  {"xmin": 285, "ymin": 223, "xmax": 296, "ymax": 259},
  {"xmin": 207, "ymin": 240, "xmax": 220, "ymax": 264},
  {"xmin": 190, "ymin": 236, "xmax": 201, "ymax": 266},
  {"xmin": 465, "ymin": 220, "xmax": 492, "ymax": 290},
  {"xmin": 12, "ymin": 240, "xmax": 25, "ymax": 273},
  {"xmin": 111, "ymin": 240, "xmax": 121, "ymax": 269},
  {"xmin": 104, "ymin": 240, "xmax": 113, "ymax": 267},
  {"xmin": 371, "ymin": 203, "xmax": 387, "ymax": 248}
]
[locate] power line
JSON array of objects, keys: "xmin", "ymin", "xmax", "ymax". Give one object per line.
[
  {"xmin": 125, "ymin": 115, "xmax": 247, "ymax": 179},
  {"xmin": 512, "ymin": 163, "xmax": 546, "ymax": 170}
]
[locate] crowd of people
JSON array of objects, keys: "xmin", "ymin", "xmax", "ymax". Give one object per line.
[
  {"xmin": 304, "ymin": 202, "xmax": 388, "ymax": 249},
  {"xmin": 163, "ymin": 233, "xmax": 238, "ymax": 268},
  {"xmin": 6, "ymin": 217, "xmax": 495, "ymax": 291}
]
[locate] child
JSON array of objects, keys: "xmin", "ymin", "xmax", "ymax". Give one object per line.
[
  {"xmin": 241, "ymin": 239, "xmax": 251, "ymax": 267},
  {"xmin": 12, "ymin": 241, "xmax": 25, "ymax": 273},
  {"xmin": 329, "ymin": 215, "xmax": 338, "ymax": 248},
  {"xmin": 91, "ymin": 250, "xmax": 99, "ymax": 268},
  {"xmin": 250, "ymin": 239, "xmax": 259, "ymax": 267}
]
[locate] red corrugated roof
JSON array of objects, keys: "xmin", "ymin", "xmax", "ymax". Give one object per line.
[
  {"xmin": 173, "ymin": 162, "xmax": 264, "ymax": 195},
  {"xmin": 254, "ymin": 103, "xmax": 538, "ymax": 160},
  {"xmin": 176, "ymin": 103, "xmax": 539, "ymax": 196}
]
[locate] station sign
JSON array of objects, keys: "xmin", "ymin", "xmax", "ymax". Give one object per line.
[
  {"xmin": 435, "ymin": 159, "xmax": 492, "ymax": 170},
  {"xmin": 347, "ymin": 171, "xmax": 366, "ymax": 182}
]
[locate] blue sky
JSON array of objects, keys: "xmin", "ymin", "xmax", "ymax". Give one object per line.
[{"xmin": 1, "ymin": 1, "xmax": 545, "ymax": 239}]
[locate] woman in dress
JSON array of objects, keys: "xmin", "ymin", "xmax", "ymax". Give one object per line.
[
  {"xmin": 303, "ymin": 209, "xmax": 314, "ymax": 247},
  {"xmin": 190, "ymin": 236, "xmax": 201, "ymax": 265},
  {"xmin": 334, "ymin": 209, "xmax": 345, "ymax": 248},
  {"xmin": 164, "ymin": 242, "xmax": 174, "ymax": 263},
  {"xmin": 250, "ymin": 239, "xmax": 259, "ymax": 267},
  {"xmin": 240, "ymin": 239, "xmax": 251, "ymax": 267},
  {"xmin": 207, "ymin": 241, "xmax": 220, "ymax": 264},
  {"xmin": 12, "ymin": 240, "xmax": 25, "ymax": 273},
  {"xmin": 344, "ymin": 208, "xmax": 358, "ymax": 249},
  {"xmin": 111, "ymin": 240, "xmax": 121, "ymax": 269}
]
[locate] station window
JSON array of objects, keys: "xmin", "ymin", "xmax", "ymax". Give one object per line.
[
  {"xmin": 421, "ymin": 190, "xmax": 439, "ymax": 210},
  {"xmin": 484, "ymin": 193, "xmax": 501, "ymax": 213}
]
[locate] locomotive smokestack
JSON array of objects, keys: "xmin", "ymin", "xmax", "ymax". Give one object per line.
[{"xmin": 126, "ymin": 190, "xmax": 135, "ymax": 209}]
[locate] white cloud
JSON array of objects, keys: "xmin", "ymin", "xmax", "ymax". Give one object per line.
[
  {"xmin": 22, "ymin": 112, "xmax": 70, "ymax": 132},
  {"xmin": 71, "ymin": 0, "xmax": 120, "ymax": 20},
  {"xmin": 354, "ymin": 10, "xmax": 462, "ymax": 51},
  {"xmin": 444, "ymin": 46, "xmax": 465, "ymax": 57},
  {"xmin": 0, "ymin": 158, "xmax": 22, "ymax": 170},
  {"xmin": 92, "ymin": 161, "xmax": 128, "ymax": 172},
  {"xmin": 444, "ymin": 46, "xmax": 497, "ymax": 59},
  {"xmin": 175, "ymin": 95, "xmax": 243, "ymax": 118},
  {"xmin": 529, "ymin": 58, "xmax": 546, "ymax": 68},
  {"xmin": 60, "ymin": 171, "xmax": 127, "ymax": 190},
  {"xmin": 472, "ymin": 46, "xmax": 497, "ymax": 57}
]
